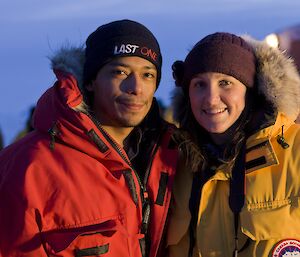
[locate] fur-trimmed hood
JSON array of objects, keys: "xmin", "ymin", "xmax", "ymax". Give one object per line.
[
  {"xmin": 173, "ymin": 36, "xmax": 300, "ymax": 124},
  {"xmin": 32, "ymin": 46, "xmax": 91, "ymax": 140},
  {"xmin": 49, "ymin": 46, "xmax": 88, "ymax": 112},
  {"xmin": 50, "ymin": 46, "xmax": 85, "ymax": 91}
]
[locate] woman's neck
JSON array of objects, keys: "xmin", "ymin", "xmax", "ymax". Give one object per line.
[{"xmin": 209, "ymin": 130, "xmax": 235, "ymax": 146}]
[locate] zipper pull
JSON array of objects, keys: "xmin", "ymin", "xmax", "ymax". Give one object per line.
[
  {"xmin": 48, "ymin": 123, "xmax": 59, "ymax": 150},
  {"xmin": 141, "ymin": 191, "xmax": 151, "ymax": 234},
  {"xmin": 277, "ymin": 125, "xmax": 289, "ymax": 149}
]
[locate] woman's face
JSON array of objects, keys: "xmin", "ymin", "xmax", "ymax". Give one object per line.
[{"xmin": 189, "ymin": 72, "xmax": 247, "ymax": 133}]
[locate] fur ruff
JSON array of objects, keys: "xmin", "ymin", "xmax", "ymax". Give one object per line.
[
  {"xmin": 50, "ymin": 46, "xmax": 85, "ymax": 89},
  {"xmin": 50, "ymin": 46, "xmax": 89, "ymax": 113},
  {"xmin": 243, "ymin": 35, "xmax": 300, "ymax": 120}
]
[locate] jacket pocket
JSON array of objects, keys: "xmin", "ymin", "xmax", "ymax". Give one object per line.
[
  {"xmin": 41, "ymin": 216, "xmax": 131, "ymax": 257},
  {"xmin": 240, "ymin": 196, "xmax": 300, "ymax": 240}
]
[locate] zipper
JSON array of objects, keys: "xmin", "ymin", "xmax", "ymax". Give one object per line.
[
  {"xmin": 140, "ymin": 129, "xmax": 164, "ymax": 233},
  {"xmin": 87, "ymin": 113, "xmax": 165, "ymax": 248},
  {"xmin": 87, "ymin": 114, "xmax": 146, "ymax": 206},
  {"xmin": 140, "ymin": 142, "xmax": 159, "ymax": 234},
  {"xmin": 96, "ymin": 123, "xmax": 145, "ymax": 192}
]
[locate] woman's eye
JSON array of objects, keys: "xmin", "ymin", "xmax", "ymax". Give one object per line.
[
  {"xmin": 194, "ymin": 81, "xmax": 206, "ymax": 88},
  {"xmin": 219, "ymin": 80, "xmax": 232, "ymax": 87}
]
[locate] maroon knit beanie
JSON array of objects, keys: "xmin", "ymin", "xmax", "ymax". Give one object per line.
[{"xmin": 173, "ymin": 32, "xmax": 256, "ymax": 90}]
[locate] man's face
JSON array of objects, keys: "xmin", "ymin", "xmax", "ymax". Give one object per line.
[
  {"xmin": 189, "ymin": 72, "xmax": 247, "ymax": 133},
  {"xmin": 86, "ymin": 56, "xmax": 157, "ymax": 128}
]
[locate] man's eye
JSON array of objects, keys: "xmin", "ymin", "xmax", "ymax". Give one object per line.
[
  {"xmin": 219, "ymin": 80, "xmax": 232, "ymax": 87},
  {"xmin": 112, "ymin": 69, "xmax": 127, "ymax": 76},
  {"xmin": 144, "ymin": 72, "xmax": 155, "ymax": 79}
]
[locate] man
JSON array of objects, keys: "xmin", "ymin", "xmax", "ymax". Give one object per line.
[{"xmin": 0, "ymin": 19, "xmax": 178, "ymax": 257}]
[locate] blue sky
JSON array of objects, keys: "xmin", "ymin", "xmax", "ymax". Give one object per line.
[{"xmin": 1, "ymin": 0, "xmax": 300, "ymax": 146}]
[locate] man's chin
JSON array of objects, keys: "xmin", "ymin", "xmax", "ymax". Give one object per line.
[{"xmin": 119, "ymin": 118, "xmax": 144, "ymax": 128}]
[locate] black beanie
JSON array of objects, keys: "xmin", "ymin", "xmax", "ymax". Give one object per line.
[
  {"xmin": 83, "ymin": 19, "xmax": 162, "ymax": 87},
  {"xmin": 173, "ymin": 32, "xmax": 256, "ymax": 91}
]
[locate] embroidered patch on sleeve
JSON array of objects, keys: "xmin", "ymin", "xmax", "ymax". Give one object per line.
[{"xmin": 272, "ymin": 239, "xmax": 300, "ymax": 257}]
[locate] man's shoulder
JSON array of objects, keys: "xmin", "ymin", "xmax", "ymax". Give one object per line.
[
  {"xmin": 0, "ymin": 132, "xmax": 50, "ymax": 180},
  {"xmin": 1, "ymin": 131, "xmax": 49, "ymax": 155}
]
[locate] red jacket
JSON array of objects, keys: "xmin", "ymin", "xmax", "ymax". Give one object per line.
[{"xmin": 0, "ymin": 69, "xmax": 178, "ymax": 257}]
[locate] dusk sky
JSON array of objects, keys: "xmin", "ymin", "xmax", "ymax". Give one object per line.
[{"xmin": 1, "ymin": 0, "xmax": 300, "ymax": 146}]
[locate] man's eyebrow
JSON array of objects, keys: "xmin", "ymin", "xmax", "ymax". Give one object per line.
[
  {"xmin": 108, "ymin": 61, "xmax": 130, "ymax": 68},
  {"xmin": 108, "ymin": 61, "xmax": 156, "ymax": 70},
  {"xmin": 143, "ymin": 65, "xmax": 156, "ymax": 70}
]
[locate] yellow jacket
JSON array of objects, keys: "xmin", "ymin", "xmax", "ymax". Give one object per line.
[{"xmin": 167, "ymin": 113, "xmax": 300, "ymax": 257}]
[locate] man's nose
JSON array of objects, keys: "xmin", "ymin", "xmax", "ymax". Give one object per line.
[{"xmin": 124, "ymin": 73, "xmax": 143, "ymax": 95}]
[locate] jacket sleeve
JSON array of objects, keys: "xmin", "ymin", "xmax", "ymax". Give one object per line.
[{"xmin": 0, "ymin": 175, "xmax": 47, "ymax": 257}]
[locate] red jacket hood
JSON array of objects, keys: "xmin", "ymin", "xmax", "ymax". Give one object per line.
[
  {"xmin": 33, "ymin": 69, "xmax": 85, "ymax": 133},
  {"xmin": 33, "ymin": 46, "xmax": 88, "ymax": 135},
  {"xmin": 32, "ymin": 68, "xmax": 128, "ymax": 171}
]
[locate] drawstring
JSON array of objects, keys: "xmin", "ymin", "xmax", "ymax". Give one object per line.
[
  {"xmin": 229, "ymin": 143, "xmax": 246, "ymax": 257},
  {"xmin": 277, "ymin": 125, "xmax": 289, "ymax": 149},
  {"xmin": 232, "ymin": 212, "xmax": 251, "ymax": 256},
  {"xmin": 188, "ymin": 171, "xmax": 203, "ymax": 257},
  {"xmin": 233, "ymin": 213, "xmax": 239, "ymax": 257}
]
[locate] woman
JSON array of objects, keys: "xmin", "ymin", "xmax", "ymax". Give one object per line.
[{"xmin": 167, "ymin": 32, "xmax": 300, "ymax": 257}]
